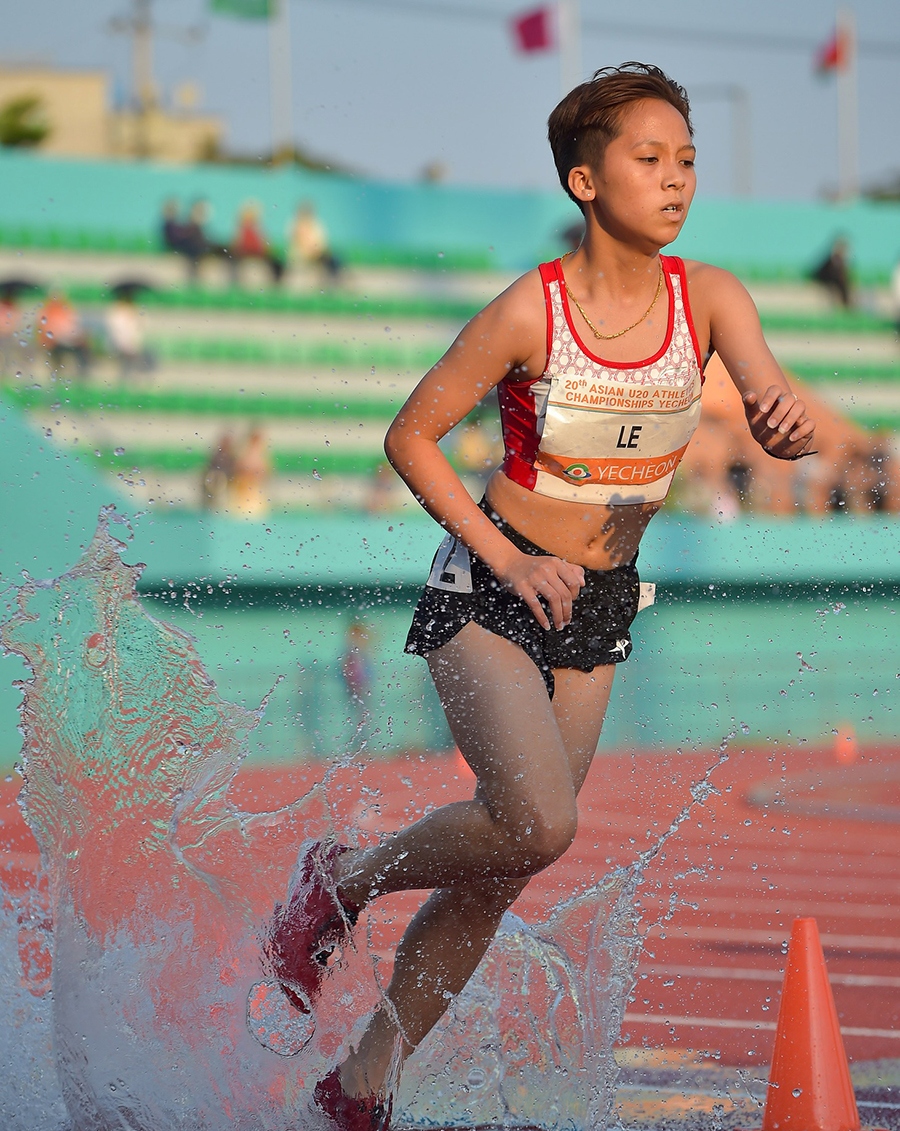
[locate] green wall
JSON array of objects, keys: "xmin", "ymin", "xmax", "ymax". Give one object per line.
[
  {"xmin": 140, "ymin": 595, "xmax": 451, "ymax": 765},
  {"xmin": 2, "ymin": 150, "xmax": 900, "ymax": 277},
  {"xmin": 1, "ymin": 398, "xmax": 897, "ymax": 771},
  {"xmin": 4, "ymin": 578, "xmax": 883, "ymax": 773},
  {"xmin": 620, "ymin": 585, "xmax": 897, "ymax": 751}
]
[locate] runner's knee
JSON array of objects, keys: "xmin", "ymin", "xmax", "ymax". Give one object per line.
[{"xmin": 503, "ymin": 804, "xmax": 577, "ymax": 874}]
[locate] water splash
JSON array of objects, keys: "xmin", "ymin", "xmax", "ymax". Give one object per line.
[
  {"xmin": 1, "ymin": 507, "xmax": 380, "ymax": 1129},
  {"xmin": 397, "ymin": 753, "xmax": 727, "ymax": 1130},
  {"xmin": 0, "ymin": 508, "xmax": 725, "ymax": 1129}
]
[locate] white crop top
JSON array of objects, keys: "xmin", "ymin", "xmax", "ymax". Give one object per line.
[{"xmin": 498, "ymin": 255, "xmax": 704, "ymax": 505}]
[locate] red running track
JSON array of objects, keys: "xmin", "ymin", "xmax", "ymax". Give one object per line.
[{"xmin": 2, "ymin": 743, "xmax": 899, "ymax": 1069}]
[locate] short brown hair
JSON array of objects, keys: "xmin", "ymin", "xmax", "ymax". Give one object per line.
[{"xmin": 548, "ymin": 62, "xmax": 693, "ymax": 206}]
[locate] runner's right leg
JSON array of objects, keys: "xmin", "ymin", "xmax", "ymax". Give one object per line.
[{"xmin": 333, "ymin": 623, "xmax": 616, "ymax": 1098}]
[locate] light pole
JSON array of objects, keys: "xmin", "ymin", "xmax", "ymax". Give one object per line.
[
  {"xmin": 691, "ymin": 83, "xmax": 752, "ymax": 197},
  {"xmin": 269, "ymin": 0, "xmax": 294, "ymax": 157},
  {"xmin": 835, "ymin": 7, "xmax": 858, "ymax": 200},
  {"xmin": 557, "ymin": 0, "xmax": 582, "ymax": 96}
]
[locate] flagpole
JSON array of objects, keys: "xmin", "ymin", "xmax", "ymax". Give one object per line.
[
  {"xmin": 732, "ymin": 85, "xmax": 752, "ymax": 196},
  {"xmin": 557, "ymin": 0, "xmax": 581, "ymax": 95},
  {"xmin": 269, "ymin": 0, "xmax": 293, "ymax": 156},
  {"xmin": 836, "ymin": 6, "xmax": 858, "ymax": 200}
]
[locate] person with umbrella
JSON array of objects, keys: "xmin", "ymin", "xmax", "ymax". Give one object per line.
[{"xmin": 0, "ymin": 278, "xmax": 47, "ymax": 379}]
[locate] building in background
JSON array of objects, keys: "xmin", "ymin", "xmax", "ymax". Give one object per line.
[{"xmin": 0, "ymin": 65, "xmax": 222, "ymax": 163}]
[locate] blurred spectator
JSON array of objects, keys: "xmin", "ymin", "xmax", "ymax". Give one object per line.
[
  {"xmin": 0, "ymin": 288, "xmax": 22, "ymax": 378},
  {"xmin": 230, "ymin": 203, "xmax": 284, "ymax": 286},
  {"xmin": 453, "ymin": 414, "xmax": 502, "ymax": 494},
  {"xmin": 105, "ymin": 291, "xmax": 155, "ymax": 381},
  {"xmin": 35, "ymin": 291, "xmax": 90, "ymax": 378},
  {"xmin": 288, "ymin": 201, "xmax": 342, "ymax": 284},
  {"xmin": 842, "ymin": 432, "xmax": 899, "ymax": 515},
  {"xmin": 891, "ymin": 252, "xmax": 900, "ymax": 335},
  {"xmin": 201, "ymin": 432, "xmax": 237, "ymax": 511},
  {"xmin": 160, "ymin": 198, "xmax": 186, "ymax": 256},
  {"xmin": 174, "ymin": 199, "xmax": 231, "ymax": 286},
  {"xmin": 229, "ymin": 426, "xmax": 271, "ymax": 516},
  {"xmin": 677, "ymin": 408, "xmax": 750, "ymax": 519},
  {"xmin": 810, "ymin": 236, "xmax": 853, "ymax": 309},
  {"xmin": 364, "ymin": 460, "xmax": 399, "ymax": 513},
  {"xmin": 340, "ymin": 619, "xmax": 373, "ymax": 708}
]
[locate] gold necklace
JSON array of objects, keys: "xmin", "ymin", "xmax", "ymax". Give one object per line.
[{"xmin": 560, "ymin": 252, "xmax": 664, "ymax": 341}]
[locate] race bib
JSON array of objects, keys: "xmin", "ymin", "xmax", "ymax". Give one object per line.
[{"xmin": 535, "ymin": 370, "xmax": 702, "ymax": 505}]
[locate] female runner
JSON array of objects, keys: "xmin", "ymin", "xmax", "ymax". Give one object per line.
[{"xmin": 267, "ymin": 61, "xmax": 816, "ymax": 1130}]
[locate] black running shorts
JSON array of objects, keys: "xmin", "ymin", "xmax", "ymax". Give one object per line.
[{"xmin": 404, "ymin": 500, "xmax": 641, "ymax": 698}]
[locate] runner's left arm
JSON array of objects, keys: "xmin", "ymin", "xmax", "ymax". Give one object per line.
[{"xmin": 698, "ymin": 265, "xmax": 817, "ymax": 459}]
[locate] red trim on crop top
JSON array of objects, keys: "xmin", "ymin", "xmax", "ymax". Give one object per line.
[
  {"xmin": 668, "ymin": 256, "xmax": 704, "ymax": 371},
  {"xmin": 498, "ymin": 255, "xmax": 703, "ymax": 494},
  {"xmin": 553, "ymin": 256, "xmax": 677, "ymax": 370},
  {"xmin": 535, "ymin": 254, "xmax": 703, "ymax": 382}
]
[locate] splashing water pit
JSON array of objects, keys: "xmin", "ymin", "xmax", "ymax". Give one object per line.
[{"xmin": 2, "ymin": 510, "xmax": 900, "ymax": 1130}]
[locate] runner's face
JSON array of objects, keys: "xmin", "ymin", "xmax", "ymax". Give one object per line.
[{"xmin": 591, "ymin": 98, "xmax": 696, "ymax": 249}]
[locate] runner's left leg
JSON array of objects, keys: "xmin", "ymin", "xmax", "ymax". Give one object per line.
[{"xmin": 337, "ymin": 656, "xmax": 616, "ymax": 1098}]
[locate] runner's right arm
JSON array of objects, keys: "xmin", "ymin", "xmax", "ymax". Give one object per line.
[{"xmin": 384, "ymin": 272, "xmax": 584, "ymax": 630}]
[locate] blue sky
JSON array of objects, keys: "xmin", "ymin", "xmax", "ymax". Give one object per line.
[{"xmin": 3, "ymin": 0, "xmax": 900, "ymax": 200}]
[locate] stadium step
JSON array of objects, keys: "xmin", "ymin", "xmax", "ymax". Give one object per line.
[
  {"xmin": 6, "ymin": 380, "xmax": 405, "ymax": 422},
  {"xmin": 2, "ymin": 241, "xmax": 898, "ymax": 514}
]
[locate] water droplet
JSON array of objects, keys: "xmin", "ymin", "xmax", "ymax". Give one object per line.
[
  {"xmin": 312, "ymin": 470, "xmax": 322, "ymax": 480},
  {"xmin": 792, "ymin": 1088, "xmax": 802, "ymax": 1098},
  {"xmin": 114, "ymin": 447, "xmax": 125, "ymax": 457},
  {"xmin": 466, "ymin": 1067, "xmax": 486, "ymax": 1088}
]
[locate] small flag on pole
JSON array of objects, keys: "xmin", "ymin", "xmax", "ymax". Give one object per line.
[
  {"xmin": 210, "ymin": 0, "xmax": 273, "ymax": 19},
  {"xmin": 511, "ymin": 6, "xmax": 554, "ymax": 53},
  {"xmin": 815, "ymin": 26, "xmax": 850, "ymax": 73}
]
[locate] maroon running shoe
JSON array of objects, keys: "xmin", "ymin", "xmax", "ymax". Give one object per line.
[
  {"xmin": 313, "ymin": 1066, "xmax": 392, "ymax": 1131},
  {"xmin": 266, "ymin": 839, "xmax": 360, "ymax": 1013}
]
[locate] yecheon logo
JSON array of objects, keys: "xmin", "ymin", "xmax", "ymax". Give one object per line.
[{"xmin": 564, "ymin": 463, "xmax": 592, "ymax": 481}]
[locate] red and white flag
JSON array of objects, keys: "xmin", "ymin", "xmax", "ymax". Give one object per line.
[
  {"xmin": 815, "ymin": 26, "xmax": 850, "ymax": 73},
  {"xmin": 511, "ymin": 6, "xmax": 554, "ymax": 54}
]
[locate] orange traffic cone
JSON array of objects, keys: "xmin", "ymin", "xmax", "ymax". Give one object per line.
[
  {"xmin": 834, "ymin": 724, "xmax": 858, "ymax": 765},
  {"xmin": 763, "ymin": 918, "xmax": 859, "ymax": 1131}
]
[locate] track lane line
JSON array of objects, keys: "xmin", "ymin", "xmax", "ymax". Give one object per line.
[
  {"xmin": 639, "ymin": 963, "xmax": 900, "ymax": 987},
  {"xmin": 623, "ymin": 1013, "xmax": 900, "ymax": 1039},
  {"xmin": 647, "ymin": 925, "xmax": 900, "ymax": 951}
]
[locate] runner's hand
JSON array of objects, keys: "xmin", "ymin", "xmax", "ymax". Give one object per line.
[
  {"xmin": 497, "ymin": 550, "xmax": 585, "ymax": 631},
  {"xmin": 743, "ymin": 387, "xmax": 816, "ymax": 459}
]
